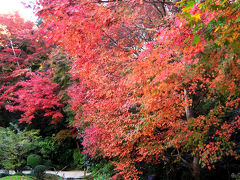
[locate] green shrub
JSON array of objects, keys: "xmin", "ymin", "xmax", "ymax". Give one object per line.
[
  {"xmin": 0, "ymin": 125, "xmax": 40, "ymax": 172},
  {"xmin": 73, "ymin": 149, "xmax": 85, "ymax": 169},
  {"xmin": 14, "ymin": 172, "xmax": 23, "ymax": 176},
  {"xmin": 0, "ymin": 172, "xmax": 9, "ymax": 178},
  {"xmin": 43, "ymin": 159, "xmax": 52, "ymax": 168},
  {"xmin": 34, "ymin": 165, "xmax": 46, "ymax": 180},
  {"xmin": 89, "ymin": 160, "xmax": 115, "ymax": 180},
  {"xmin": 27, "ymin": 154, "xmax": 42, "ymax": 168}
]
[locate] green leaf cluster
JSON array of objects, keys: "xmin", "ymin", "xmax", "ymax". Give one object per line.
[{"xmin": 0, "ymin": 124, "xmax": 40, "ymax": 172}]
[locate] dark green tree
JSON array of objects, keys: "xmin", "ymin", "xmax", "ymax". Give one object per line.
[{"xmin": 0, "ymin": 124, "xmax": 40, "ymax": 172}]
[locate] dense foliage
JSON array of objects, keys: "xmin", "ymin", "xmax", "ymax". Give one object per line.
[
  {"xmin": 0, "ymin": 12, "xmax": 77, "ymax": 172},
  {"xmin": 35, "ymin": 0, "xmax": 240, "ymax": 179},
  {"xmin": 0, "ymin": 0, "xmax": 239, "ymax": 179},
  {"xmin": 0, "ymin": 124, "xmax": 40, "ymax": 172}
]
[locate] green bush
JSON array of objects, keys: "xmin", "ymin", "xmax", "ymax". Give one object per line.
[
  {"xmin": 73, "ymin": 149, "xmax": 85, "ymax": 169},
  {"xmin": 0, "ymin": 172, "xmax": 9, "ymax": 178},
  {"xmin": 38, "ymin": 135, "xmax": 74, "ymax": 170},
  {"xmin": 34, "ymin": 165, "xmax": 46, "ymax": 180},
  {"xmin": 27, "ymin": 154, "xmax": 42, "ymax": 168},
  {"xmin": 43, "ymin": 159, "xmax": 52, "ymax": 168},
  {"xmin": 0, "ymin": 125, "xmax": 40, "ymax": 172},
  {"xmin": 14, "ymin": 172, "xmax": 24, "ymax": 176},
  {"xmin": 88, "ymin": 159, "xmax": 115, "ymax": 180}
]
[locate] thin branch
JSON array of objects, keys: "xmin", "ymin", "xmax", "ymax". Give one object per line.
[
  {"xmin": 8, "ymin": 37, "xmax": 20, "ymax": 69},
  {"xmin": 143, "ymin": 0, "xmax": 174, "ymax": 5},
  {"xmin": 184, "ymin": 87, "xmax": 193, "ymax": 120},
  {"xmin": 152, "ymin": 3, "xmax": 164, "ymax": 18},
  {"xmin": 102, "ymin": 29, "xmax": 118, "ymax": 46}
]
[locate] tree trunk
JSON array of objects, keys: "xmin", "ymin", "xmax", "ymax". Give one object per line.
[
  {"xmin": 192, "ymin": 156, "xmax": 200, "ymax": 180},
  {"xmin": 184, "ymin": 88, "xmax": 192, "ymax": 120},
  {"xmin": 184, "ymin": 88, "xmax": 200, "ymax": 180},
  {"xmin": 76, "ymin": 141, "xmax": 81, "ymax": 154}
]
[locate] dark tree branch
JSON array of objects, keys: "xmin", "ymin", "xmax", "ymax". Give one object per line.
[
  {"xmin": 152, "ymin": 2, "xmax": 164, "ymax": 18},
  {"xmin": 143, "ymin": 0, "xmax": 174, "ymax": 5},
  {"xmin": 102, "ymin": 29, "xmax": 118, "ymax": 46},
  {"xmin": 162, "ymin": 0, "xmax": 167, "ymax": 16}
]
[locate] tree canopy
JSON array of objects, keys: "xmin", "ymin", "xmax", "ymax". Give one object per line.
[{"xmin": 0, "ymin": 0, "xmax": 239, "ymax": 179}]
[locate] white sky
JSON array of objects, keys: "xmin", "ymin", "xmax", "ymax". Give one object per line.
[{"xmin": 0, "ymin": 0, "xmax": 37, "ymax": 22}]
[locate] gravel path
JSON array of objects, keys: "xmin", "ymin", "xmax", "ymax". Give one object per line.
[
  {"xmin": 46, "ymin": 170, "xmax": 91, "ymax": 179},
  {"xmin": 0, "ymin": 170, "xmax": 91, "ymax": 179}
]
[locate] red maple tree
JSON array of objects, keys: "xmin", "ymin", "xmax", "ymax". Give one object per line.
[
  {"xmin": 36, "ymin": 0, "xmax": 240, "ymax": 179},
  {"xmin": 0, "ymin": 13, "xmax": 63, "ymax": 124}
]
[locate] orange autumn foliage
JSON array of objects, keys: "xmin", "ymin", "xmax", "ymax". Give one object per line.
[{"xmin": 37, "ymin": 0, "xmax": 240, "ymax": 178}]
